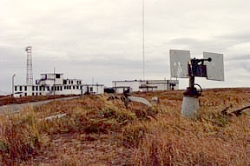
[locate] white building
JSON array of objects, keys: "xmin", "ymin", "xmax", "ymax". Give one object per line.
[
  {"xmin": 112, "ymin": 79, "xmax": 179, "ymax": 94},
  {"xmin": 14, "ymin": 73, "xmax": 104, "ymax": 97}
]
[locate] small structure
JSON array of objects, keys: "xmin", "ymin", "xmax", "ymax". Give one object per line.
[
  {"xmin": 14, "ymin": 73, "xmax": 104, "ymax": 97},
  {"xmin": 112, "ymin": 79, "xmax": 179, "ymax": 94}
]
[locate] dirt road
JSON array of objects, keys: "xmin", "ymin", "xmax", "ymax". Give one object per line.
[{"xmin": 0, "ymin": 96, "xmax": 79, "ymax": 114}]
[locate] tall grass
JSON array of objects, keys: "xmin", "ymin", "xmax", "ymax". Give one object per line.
[
  {"xmin": 0, "ymin": 107, "xmax": 49, "ymax": 165},
  {"xmin": 128, "ymin": 89, "xmax": 250, "ymax": 166}
]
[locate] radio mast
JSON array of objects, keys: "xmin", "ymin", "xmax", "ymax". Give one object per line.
[
  {"xmin": 142, "ymin": 0, "xmax": 145, "ymax": 80},
  {"xmin": 26, "ymin": 46, "xmax": 33, "ymax": 85}
]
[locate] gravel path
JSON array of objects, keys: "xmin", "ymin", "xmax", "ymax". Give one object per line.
[{"xmin": 0, "ymin": 96, "xmax": 79, "ymax": 114}]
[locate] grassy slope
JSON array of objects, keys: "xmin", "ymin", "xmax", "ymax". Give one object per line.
[{"xmin": 0, "ymin": 88, "xmax": 249, "ymax": 165}]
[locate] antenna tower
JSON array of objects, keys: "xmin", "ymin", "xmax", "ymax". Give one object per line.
[
  {"xmin": 142, "ymin": 0, "xmax": 145, "ymax": 80},
  {"xmin": 26, "ymin": 46, "xmax": 33, "ymax": 85}
]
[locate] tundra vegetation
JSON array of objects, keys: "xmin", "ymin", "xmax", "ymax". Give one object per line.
[{"xmin": 0, "ymin": 88, "xmax": 249, "ymax": 165}]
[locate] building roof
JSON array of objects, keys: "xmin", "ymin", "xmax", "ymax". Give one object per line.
[
  {"xmin": 81, "ymin": 84, "xmax": 104, "ymax": 86},
  {"xmin": 113, "ymin": 79, "xmax": 179, "ymax": 84},
  {"xmin": 41, "ymin": 73, "xmax": 64, "ymax": 75},
  {"xmin": 112, "ymin": 80, "xmax": 146, "ymax": 83},
  {"xmin": 64, "ymin": 78, "xmax": 82, "ymax": 81}
]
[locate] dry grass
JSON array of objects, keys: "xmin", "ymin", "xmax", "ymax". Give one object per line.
[
  {"xmin": 0, "ymin": 88, "xmax": 249, "ymax": 165},
  {"xmin": 0, "ymin": 107, "xmax": 50, "ymax": 165}
]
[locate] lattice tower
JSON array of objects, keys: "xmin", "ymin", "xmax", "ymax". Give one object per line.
[{"xmin": 26, "ymin": 46, "xmax": 33, "ymax": 85}]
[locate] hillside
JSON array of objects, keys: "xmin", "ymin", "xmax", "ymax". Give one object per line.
[{"xmin": 0, "ymin": 88, "xmax": 249, "ymax": 165}]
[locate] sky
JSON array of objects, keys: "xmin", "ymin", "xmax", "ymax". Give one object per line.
[{"xmin": 1, "ymin": 0, "xmax": 250, "ymax": 95}]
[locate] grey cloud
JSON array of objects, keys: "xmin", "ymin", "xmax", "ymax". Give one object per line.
[
  {"xmin": 227, "ymin": 54, "xmax": 250, "ymax": 61},
  {"xmin": 218, "ymin": 33, "xmax": 250, "ymax": 42},
  {"xmin": 1, "ymin": 0, "xmax": 250, "ymax": 94},
  {"xmin": 215, "ymin": 32, "xmax": 250, "ymax": 48},
  {"xmin": 167, "ymin": 37, "xmax": 228, "ymax": 56},
  {"xmin": 242, "ymin": 63, "xmax": 250, "ymax": 72}
]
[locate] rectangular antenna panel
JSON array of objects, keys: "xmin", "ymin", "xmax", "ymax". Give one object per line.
[
  {"xmin": 203, "ymin": 52, "xmax": 224, "ymax": 81},
  {"xmin": 170, "ymin": 49, "xmax": 190, "ymax": 78}
]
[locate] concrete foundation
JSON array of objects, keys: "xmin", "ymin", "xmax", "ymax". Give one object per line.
[{"xmin": 181, "ymin": 96, "xmax": 199, "ymax": 119}]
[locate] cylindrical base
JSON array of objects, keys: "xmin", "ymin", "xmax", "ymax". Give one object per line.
[{"xmin": 181, "ymin": 96, "xmax": 199, "ymax": 119}]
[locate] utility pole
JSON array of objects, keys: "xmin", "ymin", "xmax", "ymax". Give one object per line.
[
  {"xmin": 54, "ymin": 67, "xmax": 55, "ymax": 95},
  {"xmin": 12, "ymin": 74, "xmax": 15, "ymax": 96}
]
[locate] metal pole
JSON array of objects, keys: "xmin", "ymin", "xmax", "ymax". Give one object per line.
[
  {"xmin": 142, "ymin": 0, "xmax": 145, "ymax": 80},
  {"xmin": 54, "ymin": 67, "xmax": 55, "ymax": 95},
  {"xmin": 189, "ymin": 76, "xmax": 195, "ymax": 89},
  {"xmin": 12, "ymin": 74, "xmax": 15, "ymax": 96}
]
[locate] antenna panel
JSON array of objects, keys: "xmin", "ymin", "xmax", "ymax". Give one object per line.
[
  {"xmin": 203, "ymin": 52, "xmax": 224, "ymax": 81},
  {"xmin": 170, "ymin": 49, "xmax": 190, "ymax": 78}
]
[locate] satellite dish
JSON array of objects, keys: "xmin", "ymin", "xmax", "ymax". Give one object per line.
[{"xmin": 170, "ymin": 49, "xmax": 190, "ymax": 78}]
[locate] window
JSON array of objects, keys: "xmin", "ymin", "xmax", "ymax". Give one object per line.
[
  {"xmin": 64, "ymin": 86, "xmax": 66, "ymax": 90},
  {"xmin": 90, "ymin": 87, "xmax": 93, "ymax": 92},
  {"xmin": 25, "ymin": 86, "xmax": 27, "ymax": 91},
  {"xmin": 56, "ymin": 74, "xmax": 60, "ymax": 78},
  {"xmin": 63, "ymin": 80, "xmax": 67, "ymax": 84},
  {"xmin": 25, "ymin": 93, "xmax": 27, "ymax": 96},
  {"xmin": 69, "ymin": 86, "xmax": 71, "ymax": 89},
  {"xmin": 73, "ymin": 86, "xmax": 75, "ymax": 89},
  {"xmin": 60, "ymin": 86, "xmax": 62, "ymax": 91},
  {"xmin": 32, "ymin": 86, "xmax": 35, "ymax": 91},
  {"xmin": 36, "ymin": 86, "xmax": 38, "ymax": 91},
  {"xmin": 36, "ymin": 93, "xmax": 38, "ymax": 96},
  {"xmin": 71, "ymin": 81, "xmax": 73, "ymax": 84},
  {"xmin": 40, "ymin": 93, "xmax": 42, "ymax": 95},
  {"xmin": 15, "ymin": 86, "xmax": 17, "ymax": 91},
  {"xmin": 77, "ymin": 86, "xmax": 79, "ymax": 89},
  {"xmin": 32, "ymin": 93, "xmax": 34, "ymax": 96},
  {"xmin": 39, "ymin": 86, "xmax": 42, "ymax": 91}
]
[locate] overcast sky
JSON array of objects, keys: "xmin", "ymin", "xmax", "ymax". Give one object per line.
[{"xmin": 1, "ymin": 0, "xmax": 250, "ymax": 94}]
